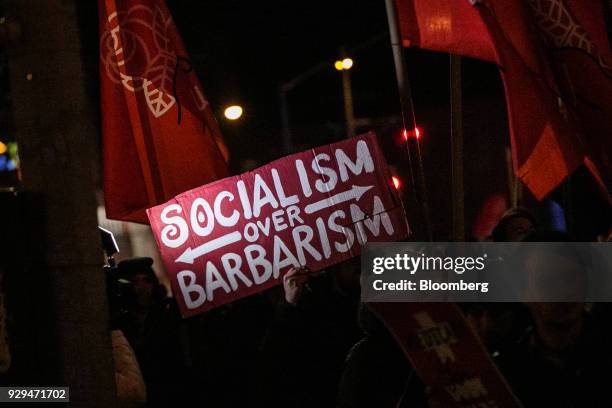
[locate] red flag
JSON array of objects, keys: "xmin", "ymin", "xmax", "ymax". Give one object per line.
[
  {"xmin": 475, "ymin": 1, "xmax": 585, "ymax": 199},
  {"xmin": 396, "ymin": 0, "xmax": 496, "ymax": 62},
  {"xmin": 395, "ymin": 0, "xmax": 609, "ymax": 199},
  {"xmin": 99, "ymin": 0, "xmax": 229, "ymax": 223},
  {"xmin": 528, "ymin": 0, "xmax": 612, "ymax": 192}
]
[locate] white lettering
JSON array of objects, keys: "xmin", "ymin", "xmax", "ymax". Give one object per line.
[
  {"xmin": 272, "ymin": 168, "xmax": 299, "ymax": 207},
  {"xmin": 272, "ymin": 235, "xmax": 300, "ymax": 278},
  {"xmin": 316, "ymin": 217, "xmax": 332, "ymax": 259},
  {"xmin": 160, "ymin": 204, "xmax": 189, "ymax": 248},
  {"xmin": 205, "ymin": 261, "xmax": 231, "ymax": 301},
  {"xmin": 253, "ymin": 174, "xmax": 279, "ymax": 217},
  {"xmin": 244, "ymin": 222, "xmax": 259, "ymax": 242},
  {"xmin": 292, "ymin": 225, "xmax": 322, "ymax": 264},
  {"xmin": 350, "ymin": 196, "xmax": 394, "ymax": 244},
  {"xmin": 220, "ymin": 253, "xmax": 253, "ymax": 290},
  {"xmin": 236, "ymin": 180, "xmax": 253, "ymax": 220},
  {"xmin": 214, "ymin": 191, "xmax": 240, "ymax": 227},
  {"xmin": 190, "ymin": 198, "xmax": 214, "ymax": 237},
  {"xmin": 328, "ymin": 210, "xmax": 355, "ymax": 253},
  {"xmin": 295, "ymin": 159, "xmax": 312, "ymax": 198},
  {"xmin": 271, "ymin": 209, "xmax": 288, "ymax": 232},
  {"xmin": 177, "ymin": 270, "xmax": 206, "ymax": 309},
  {"xmin": 245, "ymin": 244, "xmax": 273, "ymax": 284},
  {"xmin": 312, "ymin": 153, "xmax": 338, "ymax": 193},
  {"xmin": 336, "ymin": 140, "xmax": 374, "ymax": 182},
  {"xmin": 286, "ymin": 205, "xmax": 304, "ymax": 227}
]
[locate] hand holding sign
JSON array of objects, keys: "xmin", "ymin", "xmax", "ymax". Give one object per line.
[
  {"xmin": 283, "ymin": 267, "xmax": 310, "ymax": 305},
  {"xmin": 147, "ymin": 132, "xmax": 409, "ymax": 317}
]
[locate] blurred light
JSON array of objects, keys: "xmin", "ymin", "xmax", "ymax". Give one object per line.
[
  {"xmin": 403, "ymin": 127, "xmax": 421, "ymax": 141},
  {"xmin": 26, "ymin": 73, "xmax": 33, "ymax": 81},
  {"xmin": 548, "ymin": 199, "xmax": 567, "ymax": 232},
  {"xmin": 6, "ymin": 159, "xmax": 16, "ymax": 171},
  {"xmin": 0, "ymin": 156, "xmax": 6, "ymax": 171},
  {"xmin": 224, "ymin": 105, "xmax": 243, "ymax": 120},
  {"xmin": 7, "ymin": 142, "xmax": 17, "ymax": 157},
  {"xmin": 392, "ymin": 176, "xmax": 401, "ymax": 190},
  {"xmin": 341, "ymin": 58, "xmax": 354, "ymax": 70},
  {"xmin": 0, "ymin": 141, "xmax": 6, "ymax": 155},
  {"xmin": 335, "ymin": 58, "xmax": 354, "ymax": 71}
]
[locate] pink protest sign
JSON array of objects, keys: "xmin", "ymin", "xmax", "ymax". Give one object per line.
[{"xmin": 147, "ymin": 132, "xmax": 409, "ymax": 317}]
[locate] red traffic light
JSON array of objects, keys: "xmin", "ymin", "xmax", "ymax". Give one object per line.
[
  {"xmin": 391, "ymin": 176, "xmax": 401, "ymax": 190},
  {"xmin": 403, "ymin": 127, "xmax": 421, "ymax": 141}
]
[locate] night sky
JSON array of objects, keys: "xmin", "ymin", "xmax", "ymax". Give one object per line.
[{"xmin": 76, "ymin": 0, "xmax": 511, "ymax": 238}]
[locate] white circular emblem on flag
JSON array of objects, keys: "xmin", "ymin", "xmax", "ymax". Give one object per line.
[{"xmin": 101, "ymin": 5, "xmax": 177, "ymax": 118}]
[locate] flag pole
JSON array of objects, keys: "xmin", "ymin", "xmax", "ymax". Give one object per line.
[
  {"xmin": 384, "ymin": 0, "xmax": 433, "ymax": 241},
  {"xmin": 450, "ymin": 55, "xmax": 465, "ymax": 241}
]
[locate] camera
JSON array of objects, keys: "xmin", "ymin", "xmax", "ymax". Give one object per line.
[{"xmin": 99, "ymin": 226, "xmax": 137, "ymax": 328}]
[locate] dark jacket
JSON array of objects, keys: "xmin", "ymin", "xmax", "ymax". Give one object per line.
[
  {"xmin": 257, "ymin": 273, "xmax": 361, "ymax": 407},
  {"xmin": 337, "ymin": 305, "xmax": 425, "ymax": 408},
  {"xmin": 495, "ymin": 316, "xmax": 612, "ymax": 407}
]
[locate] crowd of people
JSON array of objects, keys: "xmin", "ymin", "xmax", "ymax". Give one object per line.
[{"xmin": 109, "ymin": 207, "xmax": 612, "ymax": 407}]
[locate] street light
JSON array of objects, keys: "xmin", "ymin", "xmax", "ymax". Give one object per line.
[
  {"xmin": 334, "ymin": 58, "xmax": 354, "ymax": 71},
  {"xmin": 224, "ymin": 105, "xmax": 243, "ymax": 121}
]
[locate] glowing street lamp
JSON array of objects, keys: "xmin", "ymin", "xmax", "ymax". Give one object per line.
[
  {"xmin": 223, "ymin": 105, "xmax": 243, "ymax": 121},
  {"xmin": 334, "ymin": 58, "xmax": 354, "ymax": 71}
]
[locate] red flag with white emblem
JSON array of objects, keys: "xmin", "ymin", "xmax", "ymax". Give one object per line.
[
  {"xmin": 99, "ymin": 0, "xmax": 230, "ymax": 223},
  {"xmin": 528, "ymin": 0, "xmax": 612, "ymax": 192},
  {"xmin": 395, "ymin": 0, "xmax": 610, "ymax": 199}
]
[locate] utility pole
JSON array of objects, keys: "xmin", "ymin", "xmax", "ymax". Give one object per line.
[
  {"xmin": 384, "ymin": 0, "xmax": 433, "ymax": 241},
  {"xmin": 450, "ymin": 55, "xmax": 465, "ymax": 242},
  {"xmin": 339, "ymin": 48, "xmax": 356, "ymax": 138},
  {"xmin": 6, "ymin": 1, "xmax": 117, "ymax": 406}
]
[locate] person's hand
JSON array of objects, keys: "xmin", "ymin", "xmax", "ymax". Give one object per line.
[{"xmin": 283, "ymin": 267, "xmax": 310, "ymax": 305}]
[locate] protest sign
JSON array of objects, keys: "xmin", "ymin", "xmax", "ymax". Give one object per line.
[
  {"xmin": 370, "ymin": 302, "xmax": 522, "ymax": 407},
  {"xmin": 148, "ymin": 132, "xmax": 409, "ymax": 317}
]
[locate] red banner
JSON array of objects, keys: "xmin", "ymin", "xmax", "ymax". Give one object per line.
[
  {"xmin": 395, "ymin": 0, "xmax": 609, "ymax": 199},
  {"xmin": 99, "ymin": 0, "xmax": 229, "ymax": 223},
  {"xmin": 370, "ymin": 303, "xmax": 522, "ymax": 407},
  {"xmin": 147, "ymin": 133, "xmax": 410, "ymax": 317},
  {"xmin": 396, "ymin": 0, "xmax": 496, "ymax": 63}
]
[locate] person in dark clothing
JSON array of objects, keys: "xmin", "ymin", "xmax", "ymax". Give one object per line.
[
  {"xmin": 187, "ymin": 293, "xmax": 273, "ymax": 408},
  {"xmin": 483, "ymin": 207, "xmax": 537, "ymax": 351},
  {"xmin": 256, "ymin": 260, "xmax": 362, "ymax": 407},
  {"xmin": 337, "ymin": 304, "xmax": 424, "ymax": 408},
  {"xmin": 117, "ymin": 257, "xmax": 191, "ymax": 407},
  {"xmin": 495, "ymin": 306, "xmax": 612, "ymax": 407},
  {"xmin": 491, "ymin": 207, "xmax": 537, "ymax": 242},
  {"xmin": 495, "ymin": 230, "xmax": 612, "ymax": 407}
]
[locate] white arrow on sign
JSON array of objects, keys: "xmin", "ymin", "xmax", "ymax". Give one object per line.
[
  {"xmin": 305, "ymin": 184, "xmax": 374, "ymax": 214},
  {"xmin": 175, "ymin": 231, "xmax": 243, "ymax": 264}
]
